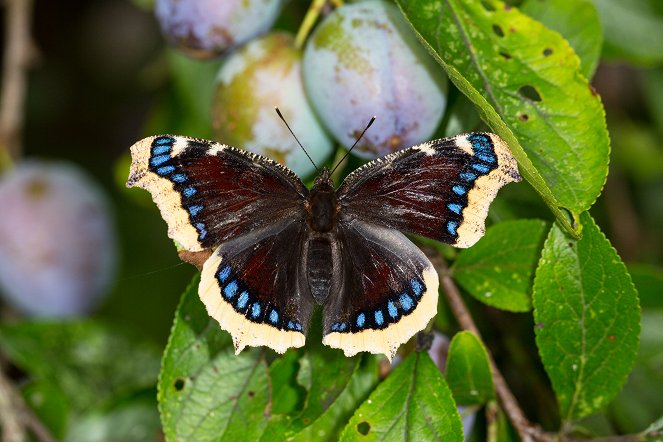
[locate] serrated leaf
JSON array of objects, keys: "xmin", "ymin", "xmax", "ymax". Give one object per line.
[
  {"xmin": 263, "ymin": 332, "xmax": 379, "ymax": 440},
  {"xmin": 452, "ymin": 219, "xmax": 548, "ymax": 312},
  {"xmin": 291, "ymin": 355, "xmax": 379, "ymax": 441},
  {"xmin": 593, "ymin": 0, "xmax": 663, "ymax": 65},
  {"xmin": 446, "ymin": 331, "xmax": 495, "ymax": 405},
  {"xmin": 397, "ymin": 0, "xmax": 610, "ymax": 234},
  {"xmin": 0, "ymin": 321, "xmax": 160, "ymax": 412},
  {"xmin": 158, "ymin": 275, "xmax": 270, "ymax": 441},
  {"xmin": 532, "ymin": 212, "xmax": 640, "ymax": 422},
  {"xmin": 520, "ymin": 0, "xmax": 602, "ymax": 79},
  {"xmin": 340, "ymin": 352, "xmax": 463, "ymax": 441}
]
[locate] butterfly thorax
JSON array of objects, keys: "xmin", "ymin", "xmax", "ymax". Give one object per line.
[{"xmin": 306, "ymin": 169, "xmax": 339, "ymax": 233}]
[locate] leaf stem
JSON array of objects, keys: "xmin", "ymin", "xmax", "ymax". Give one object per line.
[
  {"xmin": 426, "ymin": 248, "xmax": 546, "ymax": 442},
  {"xmin": 295, "ymin": 0, "xmax": 330, "ymax": 51}
]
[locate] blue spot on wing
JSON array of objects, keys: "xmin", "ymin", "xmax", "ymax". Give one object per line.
[
  {"xmin": 150, "ymin": 154, "xmax": 170, "ymax": 167},
  {"xmin": 287, "ymin": 321, "xmax": 295, "ymax": 330},
  {"xmin": 251, "ymin": 302, "xmax": 261, "ymax": 319},
  {"xmin": 471, "ymin": 163, "xmax": 491, "ymax": 174},
  {"xmin": 171, "ymin": 173, "xmax": 188, "ymax": 183},
  {"xmin": 447, "ymin": 221, "xmax": 458, "ymax": 236},
  {"xmin": 237, "ymin": 291, "xmax": 249, "ymax": 309},
  {"xmin": 448, "ymin": 203, "xmax": 462, "ymax": 214},
  {"xmin": 374, "ymin": 310, "xmax": 384, "ymax": 326},
  {"xmin": 452, "ymin": 185, "xmax": 466, "ymax": 195},
  {"xmin": 400, "ymin": 293, "xmax": 414, "ymax": 311},
  {"xmin": 183, "ymin": 186, "xmax": 197, "ymax": 198},
  {"xmin": 223, "ymin": 280, "xmax": 238, "ymax": 299},
  {"xmin": 156, "ymin": 165, "xmax": 175, "ymax": 176},
  {"xmin": 411, "ymin": 279, "xmax": 424, "ymax": 297},
  {"xmin": 387, "ymin": 301, "xmax": 398, "ymax": 318},
  {"xmin": 475, "ymin": 152, "xmax": 495, "ymax": 163},
  {"xmin": 188, "ymin": 205, "xmax": 203, "ymax": 217},
  {"xmin": 460, "ymin": 171, "xmax": 477, "ymax": 181},
  {"xmin": 217, "ymin": 265, "xmax": 231, "ymax": 283},
  {"xmin": 339, "ymin": 322, "xmax": 347, "ymax": 331},
  {"xmin": 356, "ymin": 313, "xmax": 366, "ymax": 328},
  {"xmin": 154, "ymin": 136, "xmax": 174, "ymax": 145},
  {"xmin": 269, "ymin": 309, "xmax": 279, "ymax": 324}
]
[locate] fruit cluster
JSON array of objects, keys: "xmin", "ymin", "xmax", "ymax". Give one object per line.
[{"xmin": 156, "ymin": 0, "xmax": 447, "ymax": 176}]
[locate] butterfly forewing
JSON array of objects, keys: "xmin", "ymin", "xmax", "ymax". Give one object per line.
[
  {"xmin": 127, "ymin": 135, "xmax": 307, "ymax": 252},
  {"xmin": 337, "ymin": 133, "xmax": 521, "ymax": 248}
]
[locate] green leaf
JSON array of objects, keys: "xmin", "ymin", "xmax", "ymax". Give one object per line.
[
  {"xmin": 0, "ymin": 321, "xmax": 160, "ymax": 412},
  {"xmin": 397, "ymin": 0, "xmax": 611, "ymax": 234},
  {"xmin": 608, "ymin": 309, "xmax": 663, "ymax": 433},
  {"xmin": 593, "ymin": 0, "xmax": 663, "ymax": 65},
  {"xmin": 263, "ymin": 327, "xmax": 380, "ymax": 441},
  {"xmin": 520, "ymin": 0, "xmax": 602, "ymax": 78},
  {"xmin": 340, "ymin": 352, "xmax": 463, "ymax": 441},
  {"xmin": 290, "ymin": 355, "xmax": 380, "ymax": 441},
  {"xmin": 65, "ymin": 400, "xmax": 161, "ymax": 442},
  {"xmin": 21, "ymin": 381, "xmax": 70, "ymax": 440},
  {"xmin": 158, "ymin": 275, "xmax": 270, "ymax": 441},
  {"xmin": 532, "ymin": 212, "xmax": 640, "ymax": 422},
  {"xmin": 269, "ymin": 350, "xmax": 306, "ymax": 415},
  {"xmin": 445, "ymin": 331, "xmax": 496, "ymax": 405},
  {"xmin": 452, "ymin": 219, "xmax": 548, "ymax": 312}
]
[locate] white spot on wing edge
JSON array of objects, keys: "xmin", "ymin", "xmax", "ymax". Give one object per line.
[
  {"xmin": 322, "ymin": 264, "xmax": 439, "ymax": 362},
  {"xmin": 199, "ymin": 248, "xmax": 306, "ymax": 354}
]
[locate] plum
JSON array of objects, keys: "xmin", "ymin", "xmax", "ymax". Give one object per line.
[
  {"xmin": 155, "ymin": 0, "xmax": 283, "ymax": 59},
  {"xmin": 303, "ymin": 0, "xmax": 447, "ymax": 159},
  {"xmin": 0, "ymin": 161, "xmax": 116, "ymax": 317},
  {"xmin": 212, "ymin": 32, "xmax": 333, "ymax": 177}
]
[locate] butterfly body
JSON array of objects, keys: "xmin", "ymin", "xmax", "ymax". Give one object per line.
[{"xmin": 128, "ymin": 132, "xmax": 521, "ymax": 359}]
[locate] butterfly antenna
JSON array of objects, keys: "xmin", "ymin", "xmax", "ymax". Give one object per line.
[
  {"xmin": 275, "ymin": 107, "xmax": 319, "ymax": 173},
  {"xmin": 330, "ymin": 116, "xmax": 376, "ymax": 176}
]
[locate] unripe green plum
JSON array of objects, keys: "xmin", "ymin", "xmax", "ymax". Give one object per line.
[
  {"xmin": 212, "ymin": 32, "xmax": 333, "ymax": 177},
  {"xmin": 155, "ymin": 0, "xmax": 283, "ymax": 59},
  {"xmin": 0, "ymin": 162, "xmax": 116, "ymax": 317},
  {"xmin": 303, "ymin": 0, "xmax": 447, "ymax": 159}
]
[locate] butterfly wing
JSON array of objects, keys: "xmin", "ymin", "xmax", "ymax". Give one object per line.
[
  {"xmin": 337, "ymin": 133, "xmax": 521, "ymax": 248},
  {"xmin": 322, "ymin": 218, "xmax": 438, "ymax": 360},
  {"xmin": 200, "ymin": 217, "xmax": 314, "ymax": 354},
  {"xmin": 127, "ymin": 135, "xmax": 307, "ymax": 252}
]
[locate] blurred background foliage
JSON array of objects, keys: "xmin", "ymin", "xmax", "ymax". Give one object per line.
[{"xmin": 0, "ymin": 0, "xmax": 662, "ymax": 441}]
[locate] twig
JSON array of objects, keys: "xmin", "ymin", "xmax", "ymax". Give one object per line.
[
  {"xmin": 0, "ymin": 0, "xmax": 34, "ymax": 165},
  {"xmin": 0, "ymin": 355, "xmax": 56, "ymax": 442},
  {"xmin": 426, "ymin": 248, "xmax": 547, "ymax": 442}
]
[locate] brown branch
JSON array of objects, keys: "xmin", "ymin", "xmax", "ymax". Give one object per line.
[
  {"xmin": 426, "ymin": 248, "xmax": 548, "ymax": 442},
  {"xmin": 0, "ymin": 355, "xmax": 56, "ymax": 442},
  {"xmin": 0, "ymin": 0, "xmax": 35, "ymax": 163}
]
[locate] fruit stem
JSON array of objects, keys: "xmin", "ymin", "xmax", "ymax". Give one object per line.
[{"xmin": 295, "ymin": 0, "xmax": 338, "ymax": 50}]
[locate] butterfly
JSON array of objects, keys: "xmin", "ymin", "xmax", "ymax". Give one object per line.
[{"xmin": 127, "ymin": 131, "xmax": 521, "ymax": 360}]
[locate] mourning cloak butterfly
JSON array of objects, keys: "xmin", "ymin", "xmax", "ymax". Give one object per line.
[{"xmin": 127, "ymin": 132, "xmax": 520, "ymax": 360}]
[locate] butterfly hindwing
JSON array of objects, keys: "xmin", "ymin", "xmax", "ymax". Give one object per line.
[
  {"xmin": 199, "ymin": 218, "xmax": 314, "ymax": 354},
  {"xmin": 338, "ymin": 132, "xmax": 521, "ymax": 248},
  {"xmin": 127, "ymin": 135, "xmax": 307, "ymax": 251},
  {"xmin": 322, "ymin": 219, "xmax": 439, "ymax": 360}
]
